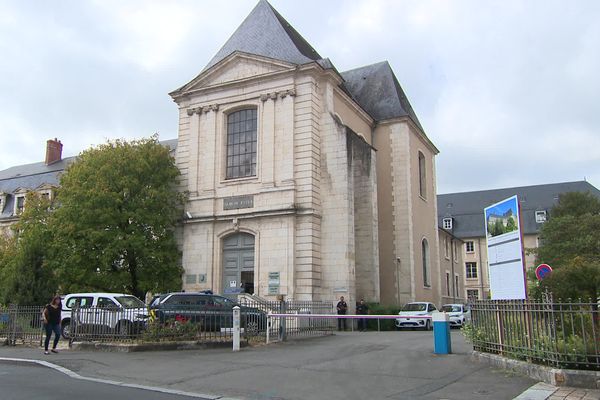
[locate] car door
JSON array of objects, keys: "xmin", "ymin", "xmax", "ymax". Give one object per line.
[
  {"xmin": 97, "ymin": 297, "xmax": 120, "ymax": 330},
  {"xmin": 67, "ymin": 296, "xmax": 95, "ymax": 327}
]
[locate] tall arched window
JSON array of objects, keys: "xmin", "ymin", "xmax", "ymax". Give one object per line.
[
  {"xmin": 418, "ymin": 151, "xmax": 426, "ymax": 199},
  {"xmin": 422, "ymin": 238, "xmax": 430, "ymax": 287},
  {"xmin": 226, "ymin": 108, "xmax": 257, "ymax": 179}
]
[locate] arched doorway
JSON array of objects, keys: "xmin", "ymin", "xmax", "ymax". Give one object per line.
[{"xmin": 222, "ymin": 232, "xmax": 255, "ymax": 294}]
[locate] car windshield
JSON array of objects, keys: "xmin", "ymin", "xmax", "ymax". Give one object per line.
[
  {"xmin": 442, "ymin": 305, "xmax": 462, "ymax": 312},
  {"xmin": 115, "ymin": 296, "xmax": 145, "ymax": 309},
  {"xmin": 402, "ymin": 303, "xmax": 427, "ymax": 312}
]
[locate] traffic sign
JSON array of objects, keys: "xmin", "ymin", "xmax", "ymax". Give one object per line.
[{"xmin": 535, "ymin": 264, "xmax": 553, "ymax": 281}]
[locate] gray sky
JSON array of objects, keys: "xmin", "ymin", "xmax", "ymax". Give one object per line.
[{"xmin": 1, "ymin": 0, "xmax": 599, "ymax": 194}]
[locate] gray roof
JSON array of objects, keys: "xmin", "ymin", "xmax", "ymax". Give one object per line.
[
  {"xmin": 203, "ymin": 0, "xmax": 322, "ymax": 71},
  {"xmin": 438, "ymin": 181, "xmax": 600, "ymax": 238},
  {"xmin": 340, "ymin": 61, "xmax": 424, "ymax": 130},
  {"xmin": 0, "ymin": 139, "xmax": 178, "ymax": 220}
]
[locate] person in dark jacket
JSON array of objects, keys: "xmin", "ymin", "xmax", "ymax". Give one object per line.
[
  {"xmin": 336, "ymin": 296, "xmax": 348, "ymax": 331},
  {"xmin": 42, "ymin": 296, "xmax": 62, "ymax": 355},
  {"xmin": 356, "ymin": 299, "xmax": 369, "ymax": 331}
]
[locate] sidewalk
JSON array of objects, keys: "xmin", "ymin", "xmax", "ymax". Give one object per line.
[{"xmin": 1, "ymin": 331, "xmax": 597, "ymax": 400}]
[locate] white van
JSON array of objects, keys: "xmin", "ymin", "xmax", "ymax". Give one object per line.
[{"xmin": 61, "ymin": 293, "xmax": 148, "ymax": 339}]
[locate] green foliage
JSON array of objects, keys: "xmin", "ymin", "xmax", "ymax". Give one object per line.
[
  {"xmin": 365, "ymin": 303, "xmax": 402, "ymax": 331},
  {"xmin": 469, "ymin": 307, "xmax": 599, "ymax": 370},
  {"xmin": 0, "ymin": 193, "xmax": 57, "ymax": 305},
  {"xmin": 533, "ymin": 192, "xmax": 600, "ymax": 301},
  {"xmin": 48, "ymin": 136, "xmax": 185, "ymax": 299},
  {"xmin": 141, "ymin": 320, "xmax": 201, "ymax": 342}
]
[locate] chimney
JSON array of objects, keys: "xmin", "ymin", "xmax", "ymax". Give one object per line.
[{"xmin": 45, "ymin": 138, "xmax": 63, "ymax": 165}]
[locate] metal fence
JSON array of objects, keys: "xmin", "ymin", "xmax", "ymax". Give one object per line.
[
  {"xmin": 0, "ymin": 305, "xmax": 44, "ymax": 346},
  {"xmin": 1, "ymin": 299, "xmax": 338, "ymax": 346},
  {"xmin": 469, "ymin": 300, "xmax": 600, "ymax": 371},
  {"xmin": 236, "ymin": 296, "xmax": 337, "ymax": 341}
]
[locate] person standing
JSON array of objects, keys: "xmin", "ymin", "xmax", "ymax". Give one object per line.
[
  {"xmin": 42, "ymin": 296, "xmax": 62, "ymax": 355},
  {"xmin": 336, "ymin": 296, "xmax": 348, "ymax": 331},
  {"xmin": 356, "ymin": 299, "xmax": 369, "ymax": 331}
]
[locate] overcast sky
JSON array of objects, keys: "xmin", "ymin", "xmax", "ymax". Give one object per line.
[{"xmin": 1, "ymin": 0, "xmax": 599, "ymax": 194}]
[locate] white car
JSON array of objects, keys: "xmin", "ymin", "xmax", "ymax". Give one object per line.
[
  {"xmin": 396, "ymin": 302, "xmax": 437, "ymax": 330},
  {"xmin": 61, "ymin": 293, "xmax": 148, "ymax": 339},
  {"xmin": 441, "ymin": 304, "xmax": 471, "ymax": 327}
]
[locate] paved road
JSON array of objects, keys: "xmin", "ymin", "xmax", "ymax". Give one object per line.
[
  {"xmin": 1, "ymin": 330, "xmax": 536, "ymax": 400},
  {"xmin": 0, "ymin": 363, "xmax": 208, "ymax": 400}
]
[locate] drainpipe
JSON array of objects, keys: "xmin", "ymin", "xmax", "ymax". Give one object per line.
[{"xmin": 451, "ymin": 237, "xmax": 456, "ymax": 303}]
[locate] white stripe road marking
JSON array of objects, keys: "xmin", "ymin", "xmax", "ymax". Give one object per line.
[{"xmin": 0, "ymin": 357, "xmax": 234, "ymax": 400}]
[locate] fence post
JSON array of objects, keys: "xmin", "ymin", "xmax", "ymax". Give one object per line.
[
  {"xmin": 266, "ymin": 312, "xmax": 271, "ymax": 344},
  {"xmin": 232, "ymin": 306, "xmax": 240, "ymax": 352},
  {"xmin": 279, "ymin": 300, "xmax": 287, "ymax": 342}
]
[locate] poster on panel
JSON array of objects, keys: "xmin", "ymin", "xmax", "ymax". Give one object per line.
[{"xmin": 484, "ymin": 195, "xmax": 527, "ymax": 300}]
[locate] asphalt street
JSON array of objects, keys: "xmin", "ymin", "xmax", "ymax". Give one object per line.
[
  {"xmin": 0, "ymin": 363, "xmax": 208, "ymax": 400},
  {"xmin": 0, "ymin": 330, "xmax": 536, "ymax": 400}
]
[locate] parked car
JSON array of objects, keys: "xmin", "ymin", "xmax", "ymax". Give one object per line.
[
  {"xmin": 149, "ymin": 292, "xmax": 266, "ymax": 334},
  {"xmin": 61, "ymin": 293, "xmax": 148, "ymax": 339},
  {"xmin": 441, "ymin": 304, "xmax": 470, "ymax": 328},
  {"xmin": 395, "ymin": 302, "xmax": 437, "ymax": 330}
]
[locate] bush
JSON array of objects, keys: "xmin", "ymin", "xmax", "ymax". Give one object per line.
[
  {"xmin": 365, "ymin": 303, "xmax": 402, "ymax": 331},
  {"xmin": 141, "ymin": 319, "xmax": 201, "ymax": 342}
]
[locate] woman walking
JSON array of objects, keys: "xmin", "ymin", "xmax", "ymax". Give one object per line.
[{"xmin": 42, "ymin": 296, "xmax": 62, "ymax": 355}]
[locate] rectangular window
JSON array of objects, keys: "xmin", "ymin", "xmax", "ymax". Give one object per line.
[
  {"xmin": 453, "ymin": 241, "xmax": 457, "ymax": 262},
  {"xmin": 226, "ymin": 109, "xmax": 257, "ymax": 179},
  {"xmin": 467, "ymin": 289, "xmax": 479, "ymax": 300},
  {"xmin": 444, "ymin": 237, "xmax": 449, "ymax": 258},
  {"xmin": 535, "ymin": 210, "xmax": 547, "ymax": 223},
  {"xmin": 466, "ymin": 262, "xmax": 478, "ymax": 279},
  {"xmin": 445, "ymin": 272, "xmax": 450, "ymax": 296},
  {"xmin": 454, "ymin": 274, "xmax": 460, "ymax": 297},
  {"xmin": 418, "ymin": 152, "xmax": 426, "ymax": 199},
  {"xmin": 465, "ymin": 241, "xmax": 474, "ymax": 253}
]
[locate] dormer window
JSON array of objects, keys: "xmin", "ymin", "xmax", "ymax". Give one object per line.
[
  {"xmin": 15, "ymin": 195, "xmax": 25, "ymax": 215},
  {"xmin": 535, "ymin": 210, "xmax": 547, "ymax": 223},
  {"xmin": 0, "ymin": 193, "xmax": 5, "ymax": 213},
  {"xmin": 442, "ymin": 217, "xmax": 453, "ymax": 230}
]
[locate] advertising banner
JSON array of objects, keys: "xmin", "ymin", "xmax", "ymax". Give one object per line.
[{"xmin": 484, "ymin": 195, "xmax": 527, "ymax": 299}]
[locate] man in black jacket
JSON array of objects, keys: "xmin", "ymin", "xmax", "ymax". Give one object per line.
[{"xmin": 336, "ymin": 296, "xmax": 348, "ymax": 331}]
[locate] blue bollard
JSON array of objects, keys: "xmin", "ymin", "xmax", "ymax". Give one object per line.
[{"xmin": 433, "ymin": 312, "xmax": 452, "ymax": 354}]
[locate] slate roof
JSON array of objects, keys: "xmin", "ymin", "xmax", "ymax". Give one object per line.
[
  {"xmin": 340, "ymin": 61, "xmax": 424, "ymax": 131},
  {"xmin": 0, "ymin": 139, "xmax": 178, "ymax": 220},
  {"xmin": 203, "ymin": 0, "xmax": 322, "ymax": 71},
  {"xmin": 437, "ymin": 181, "xmax": 600, "ymax": 238}
]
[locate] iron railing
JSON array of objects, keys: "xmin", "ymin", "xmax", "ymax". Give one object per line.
[
  {"xmin": 0, "ymin": 305, "xmax": 44, "ymax": 346},
  {"xmin": 1, "ymin": 299, "xmax": 337, "ymax": 346},
  {"xmin": 468, "ymin": 299, "xmax": 600, "ymax": 370}
]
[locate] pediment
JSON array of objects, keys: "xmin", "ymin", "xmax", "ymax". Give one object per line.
[
  {"xmin": 171, "ymin": 52, "xmax": 295, "ymax": 97},
  {"xmin": 36, "ymin": 183, "xmax": 55, "ymax": 191}
]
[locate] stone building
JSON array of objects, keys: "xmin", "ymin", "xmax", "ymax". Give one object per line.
[
  {"xmin": 438, "ymin": 180, "xmax": 600, "ymax": 300},
  {"xmin": 0, "ymin": 1, "xmax": 444, "ymax": 307},
  {"xmin": 171, "ymin": 0, "xmax": 441, "ymax": 305}
]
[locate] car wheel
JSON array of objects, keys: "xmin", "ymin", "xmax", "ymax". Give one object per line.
[
  {"xmin": 61, "ymin": 320, "xmax": 71, "ymax": 339},
  {"xmin": 425, "ymin": 320, "xmax": 432, "ymax": 331},
  {"xmin": 116, "ymin": 321, "xmax": 131, "ymax": 337}
]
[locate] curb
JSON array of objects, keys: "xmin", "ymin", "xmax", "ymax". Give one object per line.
[
  {"xmin": 70, "ymin": 340, "xmax": 248, "ymax": 352},
  {"xmin": 0, "ymin": 356, "xmax": 240, "ymax": 399},
  {"xmin": 472, "ymin": 351, "xmax": 600, "ymax": 390}
]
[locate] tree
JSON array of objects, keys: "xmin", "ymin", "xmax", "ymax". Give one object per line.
[
  {"xmin": 49, "ymin": 136, "xmax": 185, "ymax": 299},
  {"xmin": 0, "ymin": 193, "xmax": 57, "ymax": 305},
  {"xmin": 534, "ymin": 192, "xmax": 600, "ymax": 301}
]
